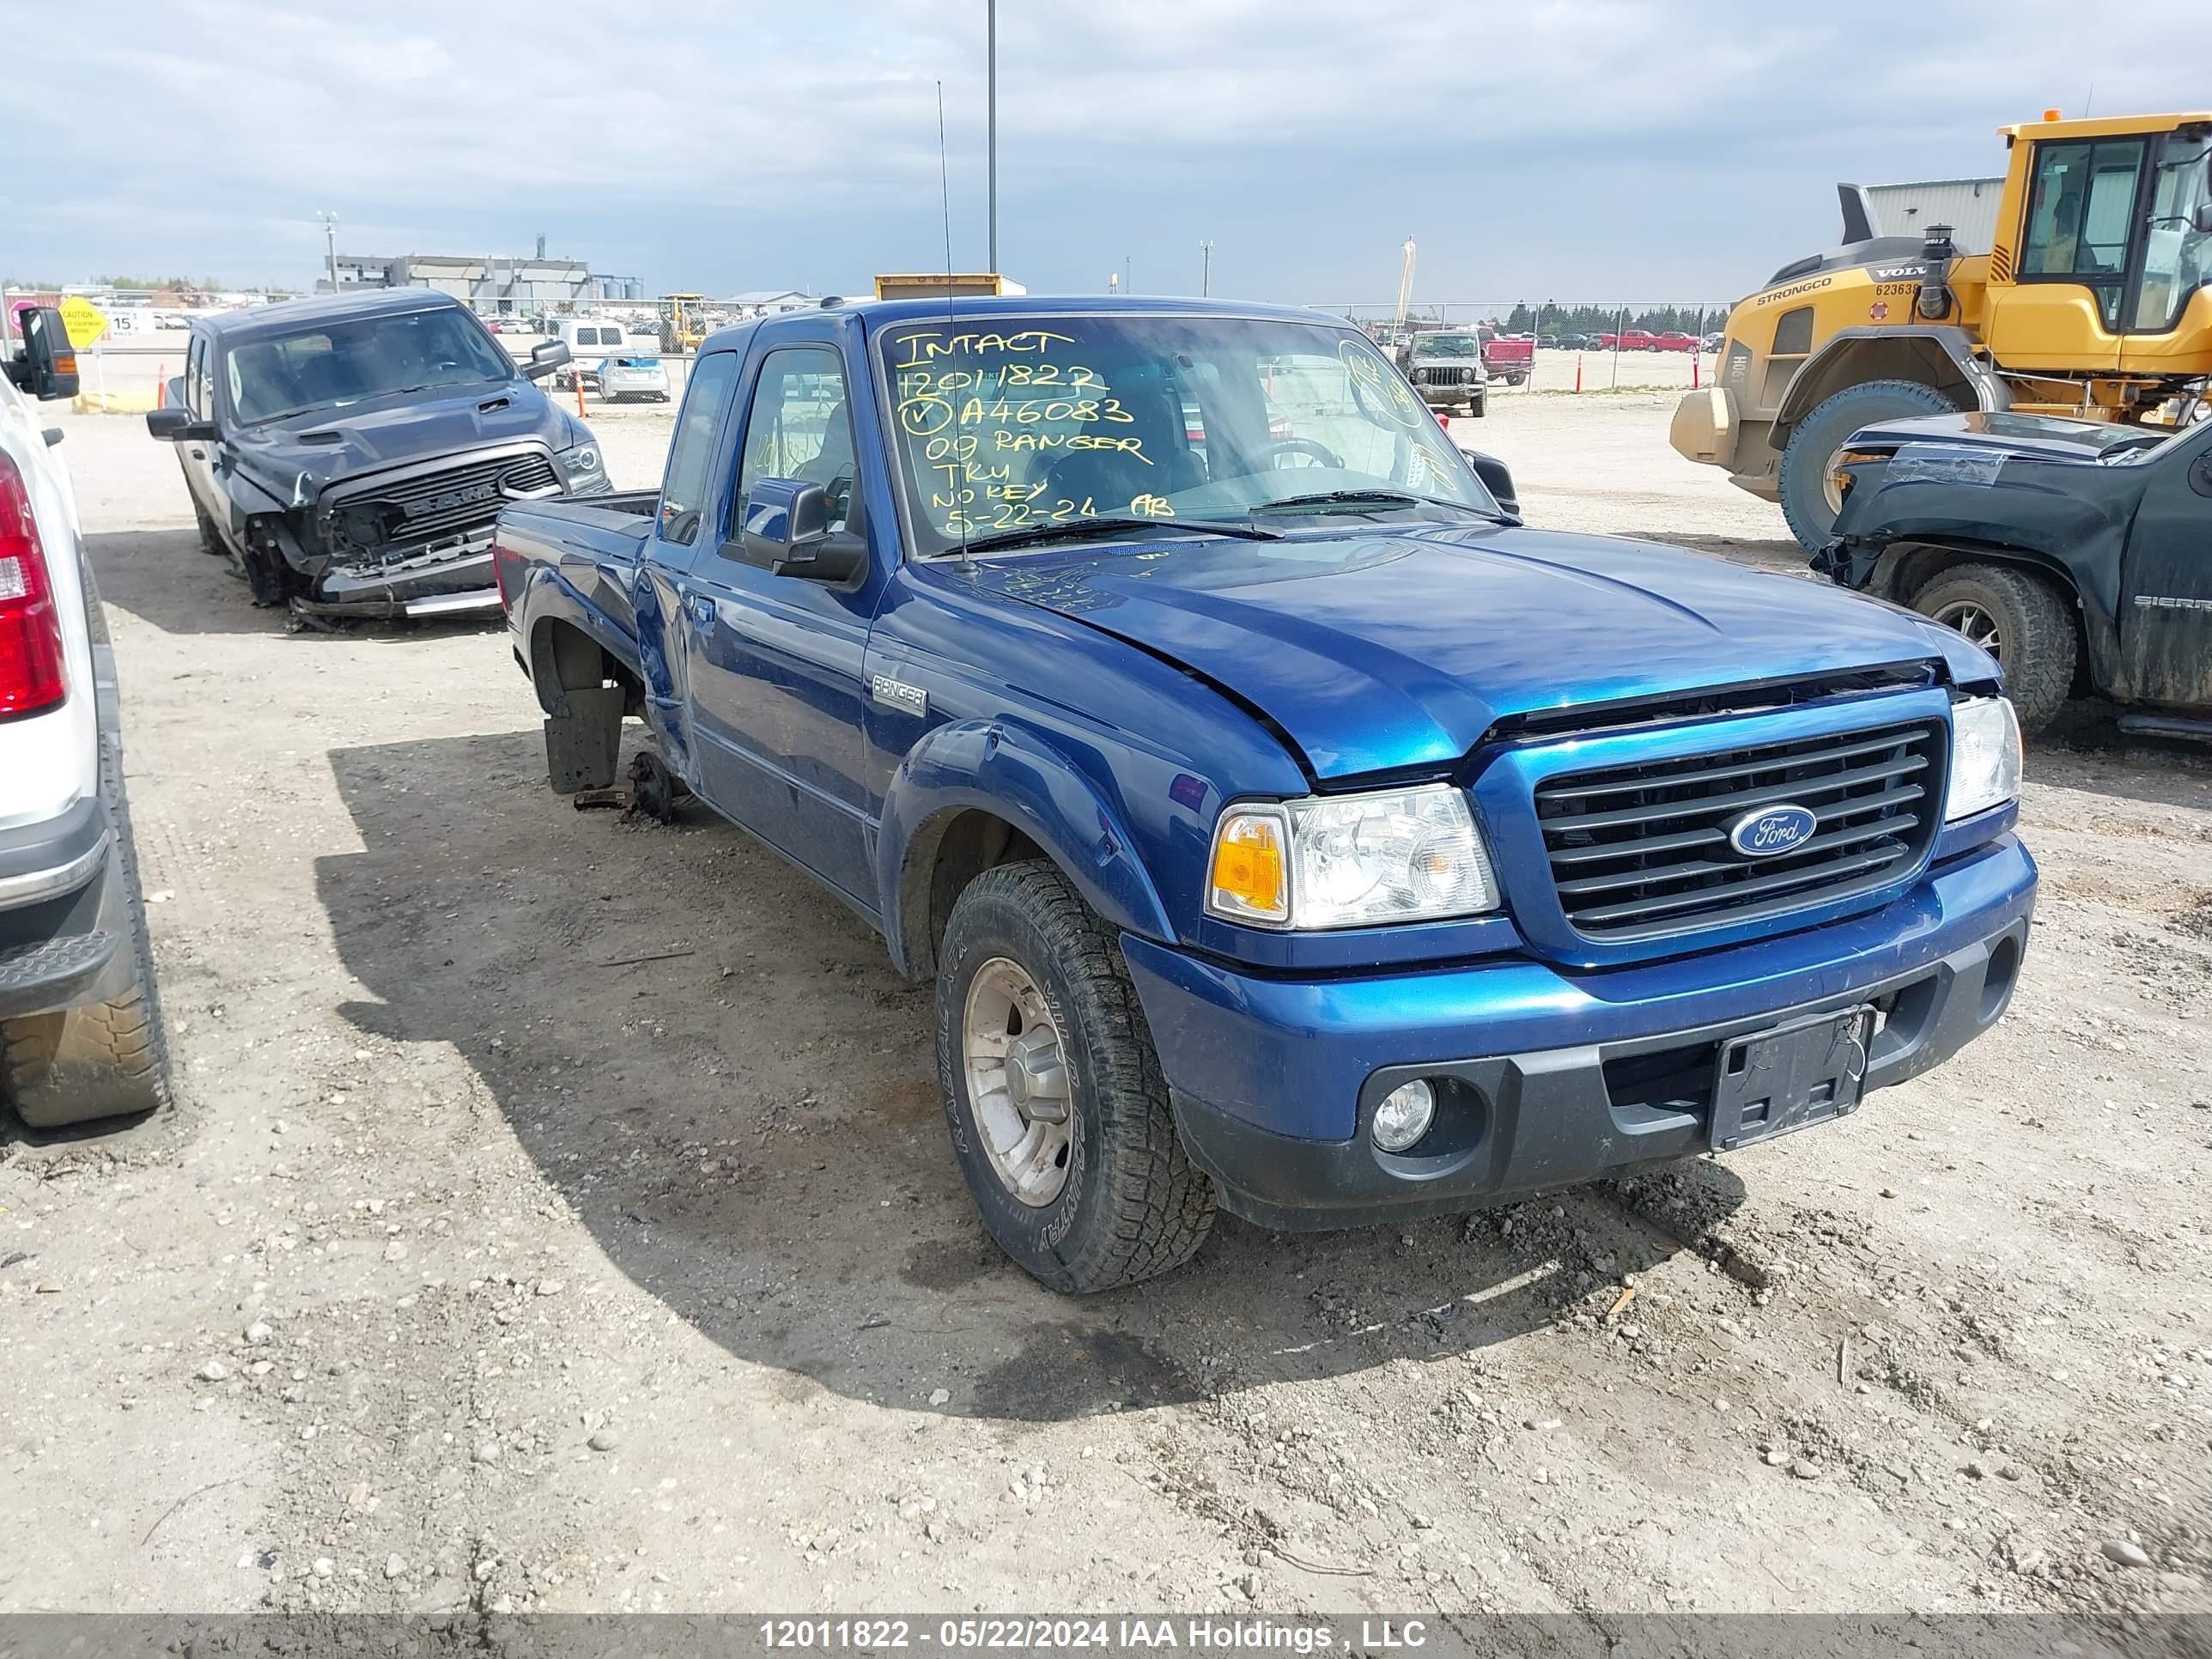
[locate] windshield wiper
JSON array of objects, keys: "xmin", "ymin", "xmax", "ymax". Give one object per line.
[
  {"xmin": 1251, "ymin": 489, "xmax": 1496, "ymax": 517},
  {"xmin": 944, "ymin": 516, "xmax": 1283, "ymax": 556}
]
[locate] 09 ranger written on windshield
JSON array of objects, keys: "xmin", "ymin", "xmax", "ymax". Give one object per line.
[{"xmin": 496, "ymin": 296, "xmax": 2036, "ymax": 1294}]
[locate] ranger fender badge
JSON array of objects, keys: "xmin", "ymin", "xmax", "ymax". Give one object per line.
[{"xmin": 871, "ymin": 674, "xmax": 927, "ymax": 717}]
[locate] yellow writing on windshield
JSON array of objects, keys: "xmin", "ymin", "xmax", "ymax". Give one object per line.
[
  {"xmin": 894, "ymin": 329, "xmax": 1076, "ymax": 366},
  {"xmin": 1337, "ymin": 338, "xmax": 1430, "ymax": 429},
  {"xmin": 891, "ymin": 329, "xmax": 1163, "ymax": 537}
]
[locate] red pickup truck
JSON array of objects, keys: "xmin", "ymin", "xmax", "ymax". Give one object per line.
[
  {"xmin": 1599, "ymin": 329, "xmax": 1657, "ymax": 351},
  {"xmin": 1477, "ymin": 325, "xmax": 1533, "ymax": 386}
]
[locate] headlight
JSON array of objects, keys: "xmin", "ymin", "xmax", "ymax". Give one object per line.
[
  {"xmin": 564, "ymin": 444, "xmax": 601, "ymax": 474},
  {"xmin": 1944, "ymin": 696, "xmax": 2022, "ymax": 822},
  {"xmin": 1206, "ymin": 783, "xmax": 1499, "ymax": 929}
]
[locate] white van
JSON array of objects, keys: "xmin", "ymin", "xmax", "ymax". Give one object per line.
[{"xmin": 550, "ymin": 319, "xmax": 631, "ymax": 389}]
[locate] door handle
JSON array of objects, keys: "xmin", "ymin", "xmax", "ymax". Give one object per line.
[
  {"xmin": 686, "ymin": 592, "xmax": 717, "ymax": 626},
  {"xmin": 187, "ymin": 448, "xmax": 205, "ymax": 460}
]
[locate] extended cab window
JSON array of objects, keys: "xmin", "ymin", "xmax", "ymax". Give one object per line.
[
  {"xmin": 735, "ymin": 347, "xmax": 857, "ymax": 533},
  {"xmin": 659, "ymin": 351, "xmax": 739, "ymax": 545}
]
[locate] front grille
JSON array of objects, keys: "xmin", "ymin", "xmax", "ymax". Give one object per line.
[
  {"xmin": 1534, "ymin": 719, "xmax": 1945, "ymax": 943},
  {"xmin": 324, "ymin": 450, "xmax": 561, "ymax": 555},
  {"xmin": 1415, "ymin": 365, "xmax": 1478, "ymax": 387}
]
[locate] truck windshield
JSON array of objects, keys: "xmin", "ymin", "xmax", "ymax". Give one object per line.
[
  {"xmin": 225, "ymin": 308, "xmax": 514, "ymax": 425},
  {"xmin": 1416, "ymin": 335, "xmax": 1482, "ymax": 357},
  {"xmin": 878, "ymin": 313, "xmax": 1497, "ymax": 556}
]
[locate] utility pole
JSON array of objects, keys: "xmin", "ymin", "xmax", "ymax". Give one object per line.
[
  {"xmin": 987, "ymin": 0, "xmax": 998, "ymax": 276},
  {"xmin": 317, "ymin": 211, "xmax": 339, "ymax": 293},
  {"xmin": 1122, "ymin": 254, "xmax": 1132, "ymax": 295},
  {"xmin": 1200, "ymin": 240, "xmax": 1212, "ymax": 296}
]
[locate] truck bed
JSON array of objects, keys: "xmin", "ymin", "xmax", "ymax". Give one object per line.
[{"xmin": 496, "ymin": 491, "xmax": 660, "ymax": 675}]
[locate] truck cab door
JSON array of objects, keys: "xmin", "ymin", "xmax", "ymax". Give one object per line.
[
  {"xmin": 678, "ymin": 331, "xmax": 888, "ymax": 910},
  {"xmin": 635, "ymin": 349, "xmax": 744, "ymax": 780},
  {"xmin": 178, "ymin": 336, "xmax": 225, "ymax": 532},
  {"xmin": 2115, "ymin": 424, "xmax": 2212, "ymax": 714}
]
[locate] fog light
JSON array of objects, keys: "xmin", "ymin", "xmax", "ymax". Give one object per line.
[{"xmin": 1372, "ymin": 1079, "xmax": 1436, "ymax": 1152}]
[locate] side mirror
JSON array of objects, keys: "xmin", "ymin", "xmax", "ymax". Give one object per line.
[
  {"xmin": 145, "ymin": 406, "xmax": 216, "ymax": 442},
  {"xmin": 2194, "ymin": 199, "xmax": 2212, "ymax": 235},
  {"xmin": 6, "ymin": 306, "xmax": 79, "ymax": 401},
  {"xmin": 521, "ymin": 340, "xmax": 571, "ymax": 380},
  {"xmin": 1458, "ymin": 447, "xmax": 1521, "ymax": 518},
  {"xmin": 731, "ymin": 477, "xmax": 866, "ymax": 581}
]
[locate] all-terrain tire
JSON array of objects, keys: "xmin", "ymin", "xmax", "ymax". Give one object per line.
[
  {"xmin": 934, "ymin": 860, "xmax": 1214, "ymax": 1293},
  {"xmin": 191, "ymin": 501, "xmax": 226, "ymax": 556},
  {"xmin": 1909, "ymin": 562, "xmax": 2077, "ymax": 735},
  {"xmin": 1779, "ymin": 378, "xmax": 1959, "ymax": 551},
  {"xmin": 0, "ymin": 749, "xmax": 173, "ymax": 1128}
]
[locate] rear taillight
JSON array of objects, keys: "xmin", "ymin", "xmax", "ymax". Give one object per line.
[
  {"xmin": 491, "ymin": 536, "xmax": 520, "ymax": 615},
  {"xmin": 0, "ymin": 450, "xmax": 67, "ymax": 720}
]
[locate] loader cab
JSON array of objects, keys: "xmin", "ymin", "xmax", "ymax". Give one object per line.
[{"xmin": 1981, "ymin": 114, "xmax": 2212, "ymax": 377}]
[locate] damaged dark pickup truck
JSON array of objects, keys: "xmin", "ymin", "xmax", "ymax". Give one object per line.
[
  {"xmin": 145, "ymin": 290, "xmax": 611, "ymax": 619},
  {"xmin": 1818, "ymin": 409, "xmax": 2212, "ymax": 739}
]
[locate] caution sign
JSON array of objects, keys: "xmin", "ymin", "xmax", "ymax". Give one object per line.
[{"xmin": 58, "ymin": 295, "xmax": 110, "ymax": 349}]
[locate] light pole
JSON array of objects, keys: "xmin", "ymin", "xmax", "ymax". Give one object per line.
[
  {"xmin": 316, "ymin": 211, "xmax": 339, "ymax": 293},
  {"xmin": 986, "ymin": 0, "xmax": 997, "ymax": 276},
  {"xmin": 1200, "ymin": 240, "xmax": 1212, "ymax": 296}
]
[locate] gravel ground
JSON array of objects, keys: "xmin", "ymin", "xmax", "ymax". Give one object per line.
[{"xmin": 3, "ymin": 392, "xmax": 2207, "ymax": 1621}]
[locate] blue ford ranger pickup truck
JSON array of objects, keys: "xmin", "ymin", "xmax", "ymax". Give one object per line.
[{"xmin": 496, "ymin": 296, "xmax": 2036, "ymax": 1294}]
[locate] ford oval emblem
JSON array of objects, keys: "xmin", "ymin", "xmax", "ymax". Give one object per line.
[{"xmin": 1725, "ymin": 803, "xmax": 1818, "ymax": 858}]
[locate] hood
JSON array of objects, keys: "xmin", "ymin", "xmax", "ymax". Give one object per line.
[
  {"xmin": 971, "ymin": 526, "xmax": 1976, "ymax": 778},
  {"xmin": 1844, "ymin": 409, "xmax": 2172, "ymax": 465},
  {"xmin": 232, "ymin": 380, "xmax": 580, "ymax": 501}
]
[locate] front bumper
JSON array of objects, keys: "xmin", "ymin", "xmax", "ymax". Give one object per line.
[
  {"xmin": 1413, "ymin": 383, "xmax": 1486, "ymax": 407},
  {"xmin": 1122, "ymin": 835, "xmax": 2035, "ymax": 1231},
  {"xmin": 300, "ymin": 475, "xmax": 611, "ymax": 620}
]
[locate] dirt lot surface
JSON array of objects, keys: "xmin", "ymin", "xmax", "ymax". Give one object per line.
[{"xmin": 3, "ymin": 393, "xmax": 2208, "ymax": 1623}]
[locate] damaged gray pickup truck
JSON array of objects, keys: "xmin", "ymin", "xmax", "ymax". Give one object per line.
[{"xmin": 145, "ymin": 290, "xmax": 611, "ymax": 619}]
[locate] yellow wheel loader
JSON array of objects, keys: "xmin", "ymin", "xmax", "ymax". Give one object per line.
[{"xmin": 1672, "ymin": 112, "xmax": 2212, "ymax": 550}]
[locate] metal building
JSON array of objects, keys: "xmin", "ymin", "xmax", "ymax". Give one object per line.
[
  {"xmin": 1863, "ymin": 177, "xmax": 2006, "ymax": 254},
  {"xmin": 326, "ymin": 253, "xmax": 592, "ymax": 314}
]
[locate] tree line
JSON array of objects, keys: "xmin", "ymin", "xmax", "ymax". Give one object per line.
[{"xmin": 1500, "ymin": 301, "xmax": 1726, "ymax": 336}]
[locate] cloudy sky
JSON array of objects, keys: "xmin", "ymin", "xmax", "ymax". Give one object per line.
[{"xmin": 8, "ymin": 0, "xmax": 2203, "ymax": 307}]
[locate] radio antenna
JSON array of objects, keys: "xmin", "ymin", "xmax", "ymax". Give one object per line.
[{"xmin": 937, "ymin": 79, "xmax": 973, "ymax": 570}]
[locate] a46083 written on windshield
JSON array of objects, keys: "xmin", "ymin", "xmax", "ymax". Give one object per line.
[{"xmin": 890, "ymin": 329, "xmax": 1160, "ymax": 538}]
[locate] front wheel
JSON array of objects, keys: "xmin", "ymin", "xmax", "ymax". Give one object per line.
[
  {"xmin": 1778, "ymin": 379, "xmax": 1959, "ymax": 550},
  {"xmin": 935, "ymin": 860, "xmax": 1215, "ymax": 1293},
  {"xmin": 1909, "ymin": 562, "xmax": 2077, "ymax": 734}
]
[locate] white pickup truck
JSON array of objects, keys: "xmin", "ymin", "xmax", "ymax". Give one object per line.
[{"xmin": 0, "ymin": 307, "xmax": 170, "ymax": 1127}]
